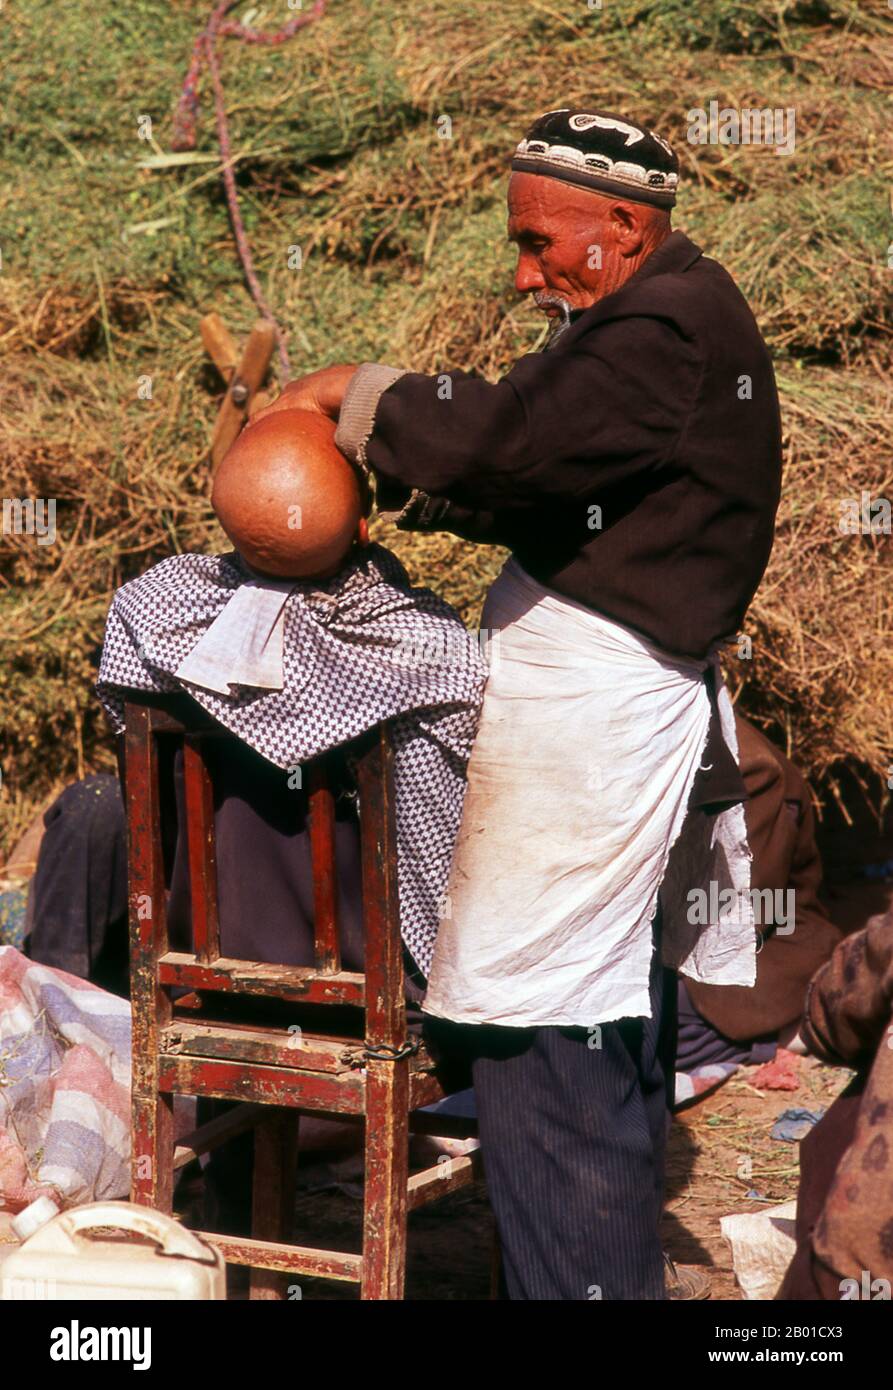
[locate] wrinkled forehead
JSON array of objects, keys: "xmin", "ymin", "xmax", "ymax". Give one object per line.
[{"xmin": 507, "ymin": 170, "xmax": 607, "ymax": 233}]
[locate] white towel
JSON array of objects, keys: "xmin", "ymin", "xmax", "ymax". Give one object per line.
[{"xmin": 175, "ymin": 578, "xmax": 296, "ymax": 695}]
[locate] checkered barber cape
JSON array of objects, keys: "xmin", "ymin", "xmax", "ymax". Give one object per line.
[{"xmin": 96, "ymin": 544, "xmax": 488, "ymax": 977}]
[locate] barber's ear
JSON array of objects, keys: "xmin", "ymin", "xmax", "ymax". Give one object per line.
[
  {"xmin": 609, "ymin": 203, "xmax": 644, "ymax": 256},
  {"xmin": 357, "ymin": 517, "xmax": 370, "ymax": 547}
]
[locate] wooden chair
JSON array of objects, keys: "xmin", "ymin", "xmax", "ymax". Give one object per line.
[{"xmin": 123, "ymin": 691, "xmax": 480, "ymax": 1299}]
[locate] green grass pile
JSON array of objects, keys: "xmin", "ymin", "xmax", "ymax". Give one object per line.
[{"xmin": 1, "ymin": 0, "xmax": 891, "ymax": 850}]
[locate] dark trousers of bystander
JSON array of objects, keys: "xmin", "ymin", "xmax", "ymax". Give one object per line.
[{"xmin": 425, "ymin": 918, "xmax": 678, "ymax": 1301}]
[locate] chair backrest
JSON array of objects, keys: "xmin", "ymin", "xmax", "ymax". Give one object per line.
[{"xmin": 122, "ymin": 691, "xmax": 407, "ymax": 1052}]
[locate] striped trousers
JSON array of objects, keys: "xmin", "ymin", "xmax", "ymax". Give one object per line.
[{"xmin": 426, "ymin": 930, "xmax": 677, "ymax": 1300}]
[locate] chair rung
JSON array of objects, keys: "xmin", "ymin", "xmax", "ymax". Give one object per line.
[
  {"xmin": 163, "ymin": 1020, "xmax": 366, "ymax": 1073},
  {"xmin": 159, "ymin": 1054, "xmax": 365, "ymax": 1113},
  {"xmin": 159, "ymin": 953, "xmax": 365, "ymax": 1007},
  {"xmin": 195, "ymin": 1231, "xmax": 362, "ymax": 1282},
  {"xmin": 173, "ymin": 1102, "xmax": 267, "ymax": 1170},
  {"xmin": 407, "ymin": 1149, "xmax": 482, "ymax": 1211}
]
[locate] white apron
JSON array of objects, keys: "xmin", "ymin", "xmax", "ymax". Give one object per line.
[{"xmin": 423, "ymin": 558, "xmax": 756, "ymax": 1028}]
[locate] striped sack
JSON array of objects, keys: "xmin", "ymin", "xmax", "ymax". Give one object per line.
[{"xmin": 0, "ymin": 947, "xmax": 131, "ymax": 1212}]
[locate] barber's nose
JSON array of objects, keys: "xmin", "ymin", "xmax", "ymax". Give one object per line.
[{"xmin": 515, "ymin": 252, "xmax": 545, "ymax": 295}]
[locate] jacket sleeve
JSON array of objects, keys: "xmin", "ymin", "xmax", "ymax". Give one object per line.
[
  {"xmin": 373, "ymin": 479, "xmax": 515, "ymax": 548},
  {"xmin": 335, "ymin": 315, "xmax": 700, "ymax": 511},
  {"xmin": 802, "ymin": 910, "xmax": 893, "ymax": 1068}
]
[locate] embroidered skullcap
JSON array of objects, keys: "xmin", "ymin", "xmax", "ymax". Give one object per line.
[{"xmin": 512, "ymin": 107, "xmax": 679, "ymax": 209}]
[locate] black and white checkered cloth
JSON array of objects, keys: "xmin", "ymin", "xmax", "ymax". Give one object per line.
[{"xmin": 96, "ymin": 544, "xmax": 487, "ymax": 977}]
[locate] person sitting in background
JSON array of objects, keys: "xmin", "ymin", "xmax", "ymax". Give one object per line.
[
  {"xmin": 23, "ymin": 774, "xmax": 129, "ymax": 997},
  {"xmin": 777, "ymin": 906, "xmax": 893, "ymax": 1300},
  {"xmin": 674, "ymin": 712, "xmax": 842, "ymax": 1102}
]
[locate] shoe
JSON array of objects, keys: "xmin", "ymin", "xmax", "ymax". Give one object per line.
[{"xmin": 664, "ymin": 1252, "xmax": 711, "ymax": 1300}]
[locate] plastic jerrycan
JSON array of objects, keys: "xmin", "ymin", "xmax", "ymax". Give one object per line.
[
  {"xmin": 0, "ymin": 1210, "xmax": 18, "ymax": 1274},
  {"xmin": 1, "ymin": 1201, "xmax": 226, "ymax": 1300}
]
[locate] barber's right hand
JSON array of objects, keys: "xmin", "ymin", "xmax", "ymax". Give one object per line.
[{"xmin": 249, "ymin": 365, "xmax": 358, "ymax": 427}]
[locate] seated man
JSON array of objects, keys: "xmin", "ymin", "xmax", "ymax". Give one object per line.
[
  {"xmin": 95, "ymin": 409, "xmax": 487, "ymax": 989},
  {"xmin": 91, "ymin": 411, "xmax": 487, "ymax": 1232},
  {"xmin": 675, "ymin": 713, "xmax": 842, "ymax": 1101}
]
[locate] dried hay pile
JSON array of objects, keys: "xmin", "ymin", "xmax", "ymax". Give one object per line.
[{"xmin": 1, "ymin": 0, "xmax": 891, "ymax": 851}]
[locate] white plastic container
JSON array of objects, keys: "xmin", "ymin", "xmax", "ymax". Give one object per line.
[
  {"xmin": 1, "ymin": 1201, "xmax": 226, "ymax": 1300},
  {"xmin": 0, "ymin": 1210, "xmax": 20, "ymax": 1277}
]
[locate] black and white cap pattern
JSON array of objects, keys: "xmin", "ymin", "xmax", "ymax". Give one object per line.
[
  {"xmin": 512, "ymin": 107, "xmax": 679, "ymax": 208},
  {"xmin": 97, "ymin": 544, "xmax": 488, "ymax": 977}
]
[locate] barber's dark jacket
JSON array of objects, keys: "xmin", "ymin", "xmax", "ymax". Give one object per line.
[{"xmin": 335, "ymin": 229, "xmax": 783, "ymax": 807}]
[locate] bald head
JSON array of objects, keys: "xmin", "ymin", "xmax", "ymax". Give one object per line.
[{"xmin": 212, "ymin": 409, "xmax": 364, "ymax": 579}]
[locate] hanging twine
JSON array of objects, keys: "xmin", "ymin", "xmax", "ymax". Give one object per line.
[{"xmin": 172, "ymin": 0, "xmax": 328, "ymax": 382}]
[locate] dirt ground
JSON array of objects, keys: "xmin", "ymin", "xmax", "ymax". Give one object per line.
[
  {"xmin": 662, "ymin": 1055, "xmax": 849, "ymax": 1301},
  {"xmin": 229, "ymin": 1053, "xmax": 844, "ymax": 1302}
]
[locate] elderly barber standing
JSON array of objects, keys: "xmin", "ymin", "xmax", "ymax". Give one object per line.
[{"xmin": 266, "ymin": 109, "xmax": 783, "ymax": 1300}]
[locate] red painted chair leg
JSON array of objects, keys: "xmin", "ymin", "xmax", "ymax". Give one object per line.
[
  {"xmin": 131, "ymin": 1091, "xmax": 174, "ymax": 1214},
  {"xmin": 361, "ymin": 1059, "xmax": 409, "ymax": 1300}
]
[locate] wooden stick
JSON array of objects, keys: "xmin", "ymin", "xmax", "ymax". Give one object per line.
[
  {"xmin": 200, "ymin": 312, "xmax": 240, "ymax": 382},
  {"xmin": 209, "ymin": 319, "xmax": 276, "ymax": 470}
]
